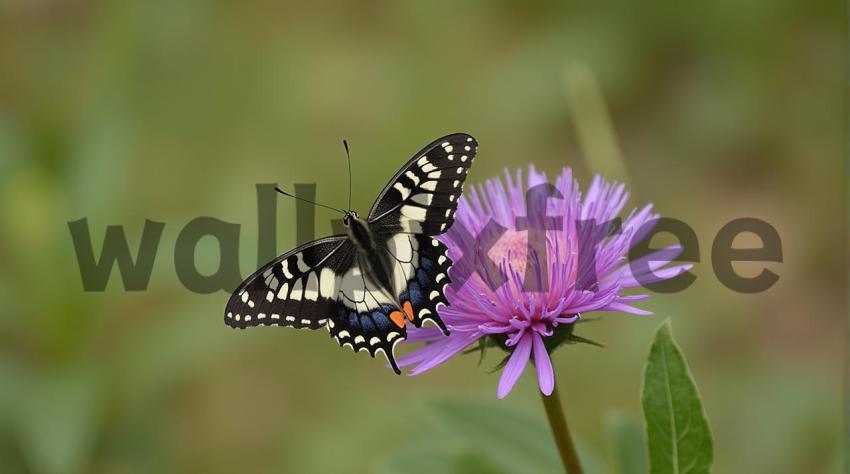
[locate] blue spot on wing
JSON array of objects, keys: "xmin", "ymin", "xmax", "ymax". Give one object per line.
[
  {"xmin": 359, "ymin": 315, "xmax": 377, "ymax": 335},
  {"xmin": 348, "ymin": 312, "xmax": 361, "ymax": 331},
  {"xmin": 417, "ymin": 269, "xmax": 430, "ymax": 288},
  {"xmin": 372, "ymin": 312, "xmax": 393, "ymax": 332},
  {"xmin": 408, "ymin": 282, "xmax": 425, "ymax": 306}
]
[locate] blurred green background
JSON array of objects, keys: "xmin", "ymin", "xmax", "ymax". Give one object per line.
[{"xmin": 0, "ymin": 0, "xmax": 845, "ymax": 473}]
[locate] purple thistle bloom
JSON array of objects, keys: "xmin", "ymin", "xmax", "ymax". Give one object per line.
[{"xmin": 398, "ymin": 166, "xmax": 691, "ymax": 399}]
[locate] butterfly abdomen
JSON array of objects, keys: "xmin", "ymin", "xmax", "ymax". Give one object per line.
[{"xmin": 344, "ymin": 216, "xmax": 400, "ymax": 306}]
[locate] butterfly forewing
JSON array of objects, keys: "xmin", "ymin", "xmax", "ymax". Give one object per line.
[
  {"xmin": 225, "ymin": 236, "xmax": 353, "ymax": 329},
  {"xmin": 368, "ymin": 133, "xmax": 477, "ymax": 235}
]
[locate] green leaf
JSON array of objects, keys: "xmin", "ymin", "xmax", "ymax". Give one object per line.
[
  {"xmin": 641, "ymin": 321, "xmax": 713, "ymax": 474},
  {"xmin": 605, "ymin": 413, "xmax": 648, "ymax": 474}
]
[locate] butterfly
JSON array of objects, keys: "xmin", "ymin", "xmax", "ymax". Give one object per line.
[{"xmin": 224, "ymin": 133, "xmax": 478, "ymax": 373}]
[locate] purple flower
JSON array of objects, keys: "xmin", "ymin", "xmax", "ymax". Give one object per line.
[{"xmin": 398, "ymin": 166, "xmax": 691, "ymax": 399}]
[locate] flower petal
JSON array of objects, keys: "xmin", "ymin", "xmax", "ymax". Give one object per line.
[
  {"xmin": 497, "ymin": 333, "xmax": 533, "ymax": 399},
  {"xmin": 602, "ymin": 301, "xmax": 654, "ymax": 315},
  {"xmin": 404, "ymin": 327, "xmax": 446, "ymax": 343},
  {"xmin": 395, "ymin": 337, "xmax": 451, "ymax": 368},
  {"xmin": 407, "ymin": 330, "xmax": 482, "ymax": 375},
  {"xmin": 532, "ymin": 332, "xmax": 554, "ymax": 396},
  {"xmin": 608, "ymin": 245, "xmax": 689, "ymax": 289}
]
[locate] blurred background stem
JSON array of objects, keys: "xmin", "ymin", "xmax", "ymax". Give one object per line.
[
  {"xmin": 541, "ymin": 383, "xmax": 583, "ymax": 474},
  {"xmin": 564, "ymin": 61, "xmax": 632, "ymax": 188}
]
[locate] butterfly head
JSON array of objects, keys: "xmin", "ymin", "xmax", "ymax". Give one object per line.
[
  {"xmin": 342, "ymin": 210, "xmax": 359, "ymax": 227},
  {"xmin": 343, "ymin": 210, "xmax": 374, "ymax": 251}
]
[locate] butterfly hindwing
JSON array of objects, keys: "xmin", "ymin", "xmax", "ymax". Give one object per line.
[
  {"xmin": 382, "ymin": 233, "xmax": 452, "ymax": 333},
  {"xmin": 328, "ymin": 234, "xmax": 454, "ymax": 373},
  {"xmin": 333, "ymin": 257, "xmax": 410, "ymax": 373},
  {"xmin": 225, "ymin": 236, "xmax": 353, "ymax": 330},
  {"xmin": 369, "ymin": 133, "xmax": 477, "ymax": 235}
]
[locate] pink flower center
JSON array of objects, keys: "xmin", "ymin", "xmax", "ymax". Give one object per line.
[{"xmin": 487, "ymin": 230, "xmax": 529, "ymax": 276}]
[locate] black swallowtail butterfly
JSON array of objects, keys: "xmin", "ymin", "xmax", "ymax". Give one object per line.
[{"xmin": 224, "ymin": 133, "xmax": 477, "ymax": 373}]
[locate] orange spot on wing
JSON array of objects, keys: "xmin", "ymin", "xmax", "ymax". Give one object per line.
[
  {"xmin": 390, "ymin": 310, "xmax": 406, "ymax": 328},
  {"xmin": 403, "ymin": 301, "xmax": 415, "ymax": 321}
]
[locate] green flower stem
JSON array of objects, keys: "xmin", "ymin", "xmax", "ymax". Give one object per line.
[{"xmin": 541, "ymin": 383, "xmax": 583, "ymax": 474}]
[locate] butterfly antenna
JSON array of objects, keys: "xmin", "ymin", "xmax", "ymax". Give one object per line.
[
  {"xmin": 343, "ymin": 139, "xmax": 352, "ymax": 211},
  {"xmin": 274, "ymin": 187, "xmax": 346, "ymax": 214}
]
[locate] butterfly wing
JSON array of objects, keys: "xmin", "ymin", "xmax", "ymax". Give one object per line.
[
  {"xmin": 326, "ymin": 233, "xmax": 454, "ymax": 374},
  {"xmin": 333, "ymin": 254, "xmax": 413, "ymax": 374},
  {"xmin": 381, "ymin": 233, "xmax": 453, "ymax": 332},
  {"xmin": 225, "ymin": 236, "xmax": 354, "ymax": 330},
  {"xmin": 365, "ymin": 133, "xmax": 478, "ymax": 336},
  {"xmin": 225, "ymin": 235, "xmax": 417, "ymax": 373},
  {"xmin": 329, "ymin": 133, "xmax": 478, "ymax": 372},
  {"xmin": 368, "ymin": 133, "xmax": 477, "ymax": 235}
]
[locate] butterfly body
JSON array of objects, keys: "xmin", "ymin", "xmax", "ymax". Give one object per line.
[
  {"xmin": 344, "ymin": 212, "xmax": 402, "ymax": 309},
  {"xmin": 225, "ymin": 133, "xmax": 478, "ymax": 373}
]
